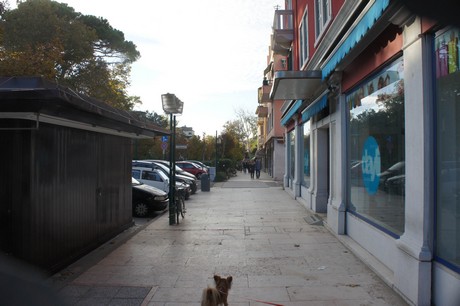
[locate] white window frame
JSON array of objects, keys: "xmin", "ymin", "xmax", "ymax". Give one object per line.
[
  {"xmin": 299, "ymin": 8, "xmax": 309, "ymax": 68},
  {"xmin": 314, "ymin": 0, "xmax": 331, "ymax": 42}
]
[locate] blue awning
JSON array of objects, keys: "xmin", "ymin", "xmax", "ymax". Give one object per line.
[
  {"xmin": 281, "ymin": 99, "xmax": 302, "ymax": 126},
  {"xmin": 322, "ymin": 0, "xmax": 390, "ymax": 79},
  {"xmin": 302, "ymin": 91, "xmax": 328, "ymax": 123}
]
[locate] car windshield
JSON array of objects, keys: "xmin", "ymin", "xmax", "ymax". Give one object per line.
[
  {"xmin": 153, "ymin": 162, "xmax": 169, "ymax": 173},
  {"xmin": 155, "ymin": 170, "xmax": 169, "ymax": 181}
]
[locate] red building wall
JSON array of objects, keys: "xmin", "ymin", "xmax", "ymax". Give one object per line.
[{"xmin": 342, "ymin": 24, "xmax": 403, "ymax": 92}]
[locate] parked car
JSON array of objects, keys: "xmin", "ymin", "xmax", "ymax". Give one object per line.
[
  {"xmin": 384, "ymin": 174, "xmax": 405, "ymax": 195},
  {"xmin": 176, "ymin": 161, "xmax": 208, "ymax": 178},
  {"xmin": 145, "ymin": 159, "xmax": 198, "ymax": 181},
  {"xmin": 379, "ymin": 161, "xmax": 405, "ymax": 191},
  {"xmin": 132, "ymin": 160, "xmax": 197, "ymax": 194},
  {"xmin": 132, "ymin": 167, "xmax": 190, "ymax": 198},
  {"xmin": 132, "ymin": 177, "xmax": 168, "ymax": 217},
  {"xmin": 187, "ymin": 160, "xmax": 210, "ymax": 172}
]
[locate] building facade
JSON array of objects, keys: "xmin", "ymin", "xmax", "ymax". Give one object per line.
[
  {"xmin": 256, "ymin": 9, "xmax": 292, "ymax": 181},
  {"xmin": 267, "ymin": 1, "xmax": 459, "ymax": 305}
]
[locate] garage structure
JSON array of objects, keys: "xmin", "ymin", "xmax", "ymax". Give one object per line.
[{"xmin": 0, "ymin": 76, "xmax": 168, "ymax": 272}]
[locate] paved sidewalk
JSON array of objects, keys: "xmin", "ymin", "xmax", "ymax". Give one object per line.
[{"xmin": 53, "ymin": 171, "xmax": 407, "ymax": 305}]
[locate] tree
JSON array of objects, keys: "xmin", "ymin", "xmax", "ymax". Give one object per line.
[
  {"xmin": 0, "ymin": 0, "xmax": 140, "ymax": 110},
  {"xmin": 223, "ymin": 108, "xmax": 257, "ymax": 155},
  {"xmin": 132, "ymin": 111, "xmax": 169, "ymax": 160},
  {"xmin": 234, "ymin": 108, "xmax": 257, "ymax": 151}
]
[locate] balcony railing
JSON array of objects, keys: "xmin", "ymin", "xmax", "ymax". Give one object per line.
[
  {"xmin": 256, "ymin": 106, "xmax": 268, "ymax": 118},
  {"xmin": 258, "ymin": 84, "xmax": 272, "ymax": 104},
  {"xmin": 271, "ymin": 10, "xmax": 293, "ymax": 56}
]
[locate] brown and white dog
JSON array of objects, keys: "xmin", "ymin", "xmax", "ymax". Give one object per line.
[{"xmin": 201, "ymin": 275, "xmax": 233, "ymax": 306}]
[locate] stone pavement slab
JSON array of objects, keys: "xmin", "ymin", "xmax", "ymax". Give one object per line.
[{"xmin": 53, "ymin": 172, "xmax": 408, "ymax": 305}]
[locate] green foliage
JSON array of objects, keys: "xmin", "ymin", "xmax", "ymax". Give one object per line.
[
  {"xmin": 0, "ymin": 0, "xmax": 140, "ymax": 110},
  {"xmin": 144, "ymin": 111, "xmax": 168, "ymax": 128},
  {"xmin": 214, "ymin": 171, "xmax": 228, "ymax": 182},
  {"xmin": 132, "ymin": 137, "xmax": 164, "ymax": 160},
  {"xmin": 217, "ymin": 158, "xmax": 234, "ymax": 172}
]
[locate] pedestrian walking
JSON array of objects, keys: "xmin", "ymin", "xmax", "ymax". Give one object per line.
[
  {"xmin": 255, "ymin": 157, "xmax": 261, "ymax": 179},
  {"xmin": 248, "ymin": 159, "xmax": 255, "ymax": 179},
  {"xmin": 242, "ymin": 158, "xmax": 248, "ymax": 174}
]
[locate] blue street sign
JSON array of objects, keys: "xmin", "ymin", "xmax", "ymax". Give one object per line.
[{"xmin": 162, "ymin": 136, "xmax": 168, "ymax": 142}]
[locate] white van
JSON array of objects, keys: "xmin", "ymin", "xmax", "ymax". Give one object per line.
[
  {"xmin": 132, "ymin": 167, "xmax": 190, "ymax": 197},
  {"xmin": 132, "ymin": 167, "xmax": 169, "ymax": 192}
]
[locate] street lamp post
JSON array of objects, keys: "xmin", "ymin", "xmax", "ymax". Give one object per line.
[
  {"xmin": 215, "ymin": 131, "xmax": 221, "ymax": 177},
  {"xmin": 162, "ymin": 93, "xmax": 184, "ymax": 225}
]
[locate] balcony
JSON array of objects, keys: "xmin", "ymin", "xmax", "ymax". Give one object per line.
[
  {"xmin": 258, "ymin": 136, "xmax": 265, "ymax": 147},
  {"xmin": 256, "ymin": 105, "xmax": 268, "ymax": 118},
  {"xmin": 257, "ymin": 84, "xmax": 272, "ymax": 104},
  {"xmin": 271, "ymin": 10, "xmax": 293, "ymax": 56},
  {"xmin": 257, "ymin": 118, "xmax": 265, "ymax": 127}
]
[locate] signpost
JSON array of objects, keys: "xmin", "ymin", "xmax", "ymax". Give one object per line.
[{"xmin": 161, "ymin": 137, "xmax": 168, "ymax": 160}]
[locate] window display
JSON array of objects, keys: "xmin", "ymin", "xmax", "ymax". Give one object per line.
[
  {"xmin": 435, "ymin": 28, "xmax": 460, "ymax": 271},
  {"xmin": 347, "ymin": 57, "xmax": 405, "ymax": 236},
  {"xmin": 303, "ymin": 121, "xmax": 311, "ymax": 187},
  {"xmin": 289, "ymin": 130, "xmax": 295, "ymax": 183}
]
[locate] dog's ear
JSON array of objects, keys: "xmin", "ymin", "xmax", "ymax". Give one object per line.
[
  {"xmin": 226, "ymin": 276, "xmax": 233, "ymax": 289},
  {"xmin": 213, "ymin": 275, "xmax": 221, "ymax": 282}
]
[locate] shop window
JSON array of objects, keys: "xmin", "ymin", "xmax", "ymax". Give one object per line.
[
  {"xmin": 435, "ymin": 28, "xmax": 460, "ymax": 271},
  {"xmin": 303, "ymin": 121, "xmax": 311, "ymax": 187},
  {"xmin": 289, "ymin": 130, "xmax": 295, "ymax": 182},
  {"xmin": 347, "ymin": 57, "xmax": 405, "ymax": 237}
]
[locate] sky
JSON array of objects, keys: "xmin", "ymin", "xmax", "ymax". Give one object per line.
[{"xmin": 12, "ymin": 0, "xmax": 285, "ymax": 137}]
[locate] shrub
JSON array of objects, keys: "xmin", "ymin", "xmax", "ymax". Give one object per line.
[
  {"xmin": 214, "ymin": 171, "xmax": 228, "ymax": 182},
  {"xmin": 217, "ymin": 158, "xmax": 234, "ymax": 171}
]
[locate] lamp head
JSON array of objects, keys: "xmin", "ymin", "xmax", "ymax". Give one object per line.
[{"xmin": 161, "ymin": 93, "xmax": 184, "ymax": 114}]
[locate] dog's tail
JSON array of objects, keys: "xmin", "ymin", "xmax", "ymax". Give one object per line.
[{"xmin": 201, "ymin": 287, "xmax": 219, "ymax": 306}]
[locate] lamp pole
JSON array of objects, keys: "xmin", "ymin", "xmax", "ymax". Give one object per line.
[
  {"xmin": 168, "ymin": 113, "xmax": 175, "ymax": 224},
  {"xmin": 215, "ymin": 130, "xmax": 218, "ymax": 172},
  {"xmin": 162, "ymin": 93, "xmax": 184, "ymax": 225}
]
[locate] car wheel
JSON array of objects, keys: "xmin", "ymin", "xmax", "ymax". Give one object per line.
[{"xmin": 133, "ymin": 202, "xmax": 149, "ymax": 217}]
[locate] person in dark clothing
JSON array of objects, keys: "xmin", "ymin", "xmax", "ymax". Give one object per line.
[
  {"xmin": 255, "ymin": 158, "xmax": 261, "ymax": 179},
  {"xmin": 247, "ymin": 160, "xmax": 255, "ymax": 179}
]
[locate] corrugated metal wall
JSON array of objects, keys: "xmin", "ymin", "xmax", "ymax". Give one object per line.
[{"xmin": 0, "ymin": 122, "xmax": 133, "ymax": 272}]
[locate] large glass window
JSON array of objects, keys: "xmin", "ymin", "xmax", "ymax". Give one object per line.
[
  {"xmin": 347, "ymin": 57, "xmax": 405, "ymax": 236},
  {"xmin": 435, "ymin": 28, "xmax": 460, "ymax": 271},
  {"xmin": 299, "ymin": 10, "xmax": 309, "ymax": 67},
  {"xmin": 303, "ymin": 121, "xmax": 311, "ymax": 187},
  {"xmin": 289, "ymin": 130, "xmax": 295, "ymax": 182}
]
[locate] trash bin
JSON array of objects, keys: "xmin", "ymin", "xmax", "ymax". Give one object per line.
[{"xmin": 201, "ymin": 173, "xmax": 210, "ymax": 192}]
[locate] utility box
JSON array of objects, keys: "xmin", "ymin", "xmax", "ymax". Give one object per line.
[
  {"xmin": 201, "ymin": 173, "xmax": 210, "ymax": 192},
  {"xmin": 208, "ymin": 167, "xmax": 216, "ymax": 181}
]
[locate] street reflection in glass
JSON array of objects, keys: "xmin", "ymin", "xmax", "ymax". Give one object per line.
[{"xmin": 347, "ymin": 57, "xmax": 405, "ymax": 236}]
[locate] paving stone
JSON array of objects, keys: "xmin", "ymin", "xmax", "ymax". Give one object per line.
[{"xmin": 55, "ymin": 173, "xmax": 408, "ymax": 305}]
